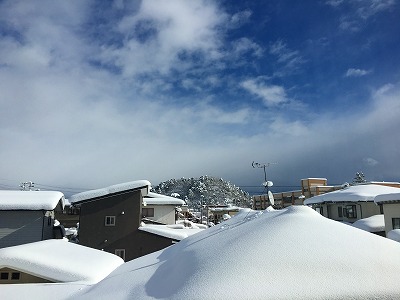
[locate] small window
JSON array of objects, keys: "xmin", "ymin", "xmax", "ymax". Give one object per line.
[
  {"xmin": 338, "ymin": 206, "xmax": 343, "ymax": 218},
  {"xmin": 105, "ymin": 216, "xmax": 116, "ymax": 226},
  {"xmin": 1, "ymin": 272, "xmax": 8, "ymax": 280},
  {"xmin": 115, "ymin": 249, "xmax": 126, "ymax": 260},
  {"xmin": 392, "ymin": 218, "xmax": 400, "ymax": 230},
  {"xmin": 315, "ymin": 206, "xmax": 323, "ymax": 215},
  {"xmin": 11, "ymin": 272, "xmax": 20, "ymax": 280},
  {"xmin": 344, "ymin": 205, "xmax": 357, "ymax": 218},
  {"xmin": 142, "ymin": 208, "xmax": 154, "ymax": 218}
]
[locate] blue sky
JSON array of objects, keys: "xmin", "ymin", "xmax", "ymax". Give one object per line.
[{"xmin": 0, "ymin": 0, "xmax": 399, "ymax": 196}]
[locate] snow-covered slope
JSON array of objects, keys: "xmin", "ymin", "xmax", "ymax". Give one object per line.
[{"xmin": 77, "ymin": 206, "xmax": 400, "ymax": 299}]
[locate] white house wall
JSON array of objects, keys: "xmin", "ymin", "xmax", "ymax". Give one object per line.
[
  {"xmin": 383, "ymin": 203, "xmax": 400, "ymax": 235},
  {"xmin": 147, "ymin": 206, "xmax": 175, "ymax": 225}
]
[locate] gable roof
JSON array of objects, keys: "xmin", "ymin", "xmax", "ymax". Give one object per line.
[
  {"xmin": 0, "ymin": 190, "xmax": 64, "ymax": 211},
  {"xmin": 0, "ymin": 239, "xmax": 123, "ymax": 284},
  {"xmin": 374, "ymin": 192, "xmax": 400, "ymax": 204},
  {"xmin": 144, "ymin": 192, "xmax": 185, "ymax": 205},
  {"xmin": 69, "ymin": 180, "xmax": 151, "ymax": 204},
  {"xmin": 304, "ymin": 184, "xmax": 400, "ymax": 205}
]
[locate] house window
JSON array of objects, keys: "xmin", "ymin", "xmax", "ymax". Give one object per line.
[
  {"xmin": 338, "ymin": 206, "xmax": 343, "ymax": 218},
  {"xmin": 142, "ymin": 208, "xmax": 154, "ymax": 218},
  {"xmin": 392, "ymin": 218, "xmax": 400, "ymax": 230},
  {"xmin": 105, "ymin": 216, "xmax": 116, "ymax": 226},
  {"xmin": 315, "ymin": 206, "xmax": 323, "ymax": 215},
  {"xmin": 344, "ymin": 205, "xmax": 357, "ymax": 218},
  {"xmin": 0, "ymin": 272, "xmax": 8, "ymax": 280},
  {"xmin": 11, "ymin": 272, "xmax": 20, "ymax": 280},
  {"xmin": 115, "ymin": 249, "xmax": 126, "ymax": 260}
]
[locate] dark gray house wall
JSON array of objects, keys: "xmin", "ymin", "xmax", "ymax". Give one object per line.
[
  {"xmin": 78, "ymin": 189, "xmax": 142, "ymax": 261},
  {"xmin": 77, "ymin": 189, "xmax": 176, "ymax": 261}
]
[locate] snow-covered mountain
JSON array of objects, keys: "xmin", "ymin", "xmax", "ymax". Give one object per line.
[{"xmin": 151, "ymin": 176, "xmax": 252, "ymax": 209}]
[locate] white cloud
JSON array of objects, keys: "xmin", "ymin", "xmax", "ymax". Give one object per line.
[
  {"xmin": 269, "ymin": 40, "xmax": 305, "ymax": 76},
  {"xmin": 241, "ymin": 78, "xmax": 288, "ymax": 107},
  {"xmin": 363, "ymin": 157, "xmax": 379, "ymax": 166},
  {"xmin": 229, "ymin": 9, "xmax": 252, "ymax": 28},
  {"xmin": 345, "ymin": 68, "xmax": 372, "ymax": 77},
  {"xmin": 232, "ymin": 37, "xmax": 263, "ymax": 58}
]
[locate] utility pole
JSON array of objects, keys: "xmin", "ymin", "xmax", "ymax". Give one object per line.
[{"xmin": 19, "ymin": 181, "xmax": 35, "ymax": 191}]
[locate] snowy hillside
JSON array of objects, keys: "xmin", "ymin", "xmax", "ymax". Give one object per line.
[{"xmin": 152, "ymin": 176, "xmax": 252, "ymax": 209}]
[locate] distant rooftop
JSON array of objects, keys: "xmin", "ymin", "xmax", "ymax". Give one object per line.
[
  {"xmin": 144, "ymin": 192, "xmax": 185, "ymax": 205},
  {"xmin": 70, "ymin": 180, "xmax": 151, "ymax": 204},
  {"xmin": 0, "ymin": 190, "xmax": 64, "ymax": 211}
]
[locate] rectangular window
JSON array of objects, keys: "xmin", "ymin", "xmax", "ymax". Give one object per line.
[
  {"xmin": 142, "ymin": 208, "xmax": 154, "ymax": 218},
  {"xmin": 338, "ymin": 206, "xmax": 343, "ymax": 218},
  {"xmin": 11, "ymin": 272, "xmax": 20, "ymax": 280},
  {"xmin": 315, "ymin": 206, "xmax": 323, "ymax": 215},
  {"xmin": 344, "ymin": 205, "xmax": 357, "ymax": 218},
  {"xmin": 105, "ymin": 216, "xmax": 116, "ymax": 226},
  {"xmin": 115, "ymin": 249, "xmax": 126, "ymax": 260},
  {"xmin": 0, "ymin": 272, "xmax": 8, "ymax": 280},
  {"xmin": 392, "ymin": 218, "xmax": 400, "ymax": 230}
]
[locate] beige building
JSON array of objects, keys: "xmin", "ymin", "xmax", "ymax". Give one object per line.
[
  {"xmin": 253, "ymin": 178, "xmax": 339, "ymax": 210},
  {"xmin": 304, "ymin": 184, "xmax": 400, "ymax": 223},
  {"xmin": 374, "ymin": 192, "xmax": 400, "ymax": 235}
]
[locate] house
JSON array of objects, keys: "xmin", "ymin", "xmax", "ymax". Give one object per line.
[
  {"xmin": 304, "ymin": 184, "xmax": 400, "ymax": 223},
  {"xmin": 206, "ymin": 205, "xmax": 240, "ymax": 224},
  {"xmin": 70, "ymin": 180, "xmax": 186, "ymax": 261},
  {"xmin": 0, "ymin": 190, "xmax": 65, "ymax": 248},
  {"xmin": 374, "ymin": 192, "xmax": 400, "ymax": 236},
  {"xmin": 0, "ymin": 239, "xmax": 123, "ymax": 284},
  {"xmin": 143, "ymin": 192, "xmax": 185, "ymax": 224}
]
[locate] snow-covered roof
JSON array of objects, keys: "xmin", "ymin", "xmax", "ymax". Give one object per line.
[
  {"xmin": 0, "ymin": 239, "xmax": 123, "ymax": 284},
  {"xmin": 352, "ymin": 215, "xmax": 385, "ymax": 233},
  {"xmin": 0, "ymin": 190, "xmax": 64, "ymax": 211},
  {"xmin": 144, "ymin": 192, "xmax": 185, "ymax": 205},
  {"xmin": 139, "ymin": 224, "xmax": 204, "ymax": 241},
  {"xmin": 208, "ymin": 206, "xmax": 239, "ymax": 212},
  {"xmin": 387, "ymin": 229, "xmax": 400, "ymax": 242},
  {"xmin": 374, "ymin": 192, "xmax": 400, "ymax": 204},
  {"xmin": 76, "ymin": 206, "xmax": 400, "ymax": 299},
  {"xmin": 70, "ymin": 180, "xmax": 151, "ymax": 204},
  {"xmin": 304, "ymin": 184, "xmax": 400, "ymax": 205}
]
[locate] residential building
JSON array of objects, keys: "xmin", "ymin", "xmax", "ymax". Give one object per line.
[
  {"xmin": 0, "ymin": 239, "xmax": 123, "ymax": 284},
  {"xmin": 206, "ymin": 205, "xmax": 240, "ymax": 224},
  {"xmin": 70, "ymin": 180, "xmax": 186, "ymax": 261},
  {"xmin": 143, "ymin": 192, "xmax": 185, "ymax": 224},
  {"xmin": 304, "ymin": 184, "xmax": 400, "ymax": 223},
  {"xmin": 0, "ymin": 190, "xmax": 65, "ymax": 248},
  {"xmin": 374, "ymin": 192, "xmax": 400, "ymax": 235},
  {"xmin": 253, "ymin": 178, "xmax": 340, "ymax": 210}
]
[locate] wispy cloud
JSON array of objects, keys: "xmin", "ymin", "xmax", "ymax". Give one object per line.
[
  {"xmin": 345, "ymin": 68, "xmax": 372, "ymax": 77},
  {"xmin": 269, "ymin": 40, "xmax": 305, "ymax": 76},
  {"xmin": 241, "ymin": 78, "xmax": 288, "ymax": 107}
]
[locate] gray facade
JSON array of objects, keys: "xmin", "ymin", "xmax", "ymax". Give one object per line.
[
  {"xmin": 77, "ymin": 188, "xmax": 175, "ymax": 261},
  {"xmin": 0, "ymin": 210, "xmax": 54, "ymax": 248}
]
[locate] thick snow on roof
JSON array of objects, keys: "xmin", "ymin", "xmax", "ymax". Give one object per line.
[
  {"xmin": 387, "ymin": 229, "xmax": 400, "ymax": 242},
  {"xmin": 144, "ymin": 192, "xmax": 185, "ymax": 205},
  {"xmin": 374, "ymin": 192, "xmax": 400, "ymax": 203},
  {"xmin": 304, "ymin": 184, "xmax": 400, "ymax": 205},
  {"xmin": 70, "ymin": 180, "xmax": 151, "ymax": 203},
  {"xmin": 352, "ymin": 215, "xmax": 385, "ymax": 233},
  {"xmin": 208, "ymin": 205, "xmax": 239, "ymax": 212},
  {"xmin": 0, "ymin": 190, "xmax": 64, "ymax": 210},
  {"xmin": 78, "ymin": 206, "xmax": 400, "ymax": 299},
  {"xmin": 0, "ymin": 239, "xmax": 123, "ymax": 284},
  {"xmin": 139, "ymin": 224, "xmax": 204, "ymax": 240}
]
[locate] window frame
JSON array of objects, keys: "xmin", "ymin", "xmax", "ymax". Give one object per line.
[
  {"xmin": 105, "ymin": 216, "xmax": 116, "ymax": 226},
  {"xmin": 142, "ymin": 207, "xmax": 155, "ymax": 218},
  {"xmin": 115, "ymin": 249, "xmax": 126, "ymax": 260},
  {"xmin": 392, "ymin": 218, "xmax": 400, "ymax": 230}
]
